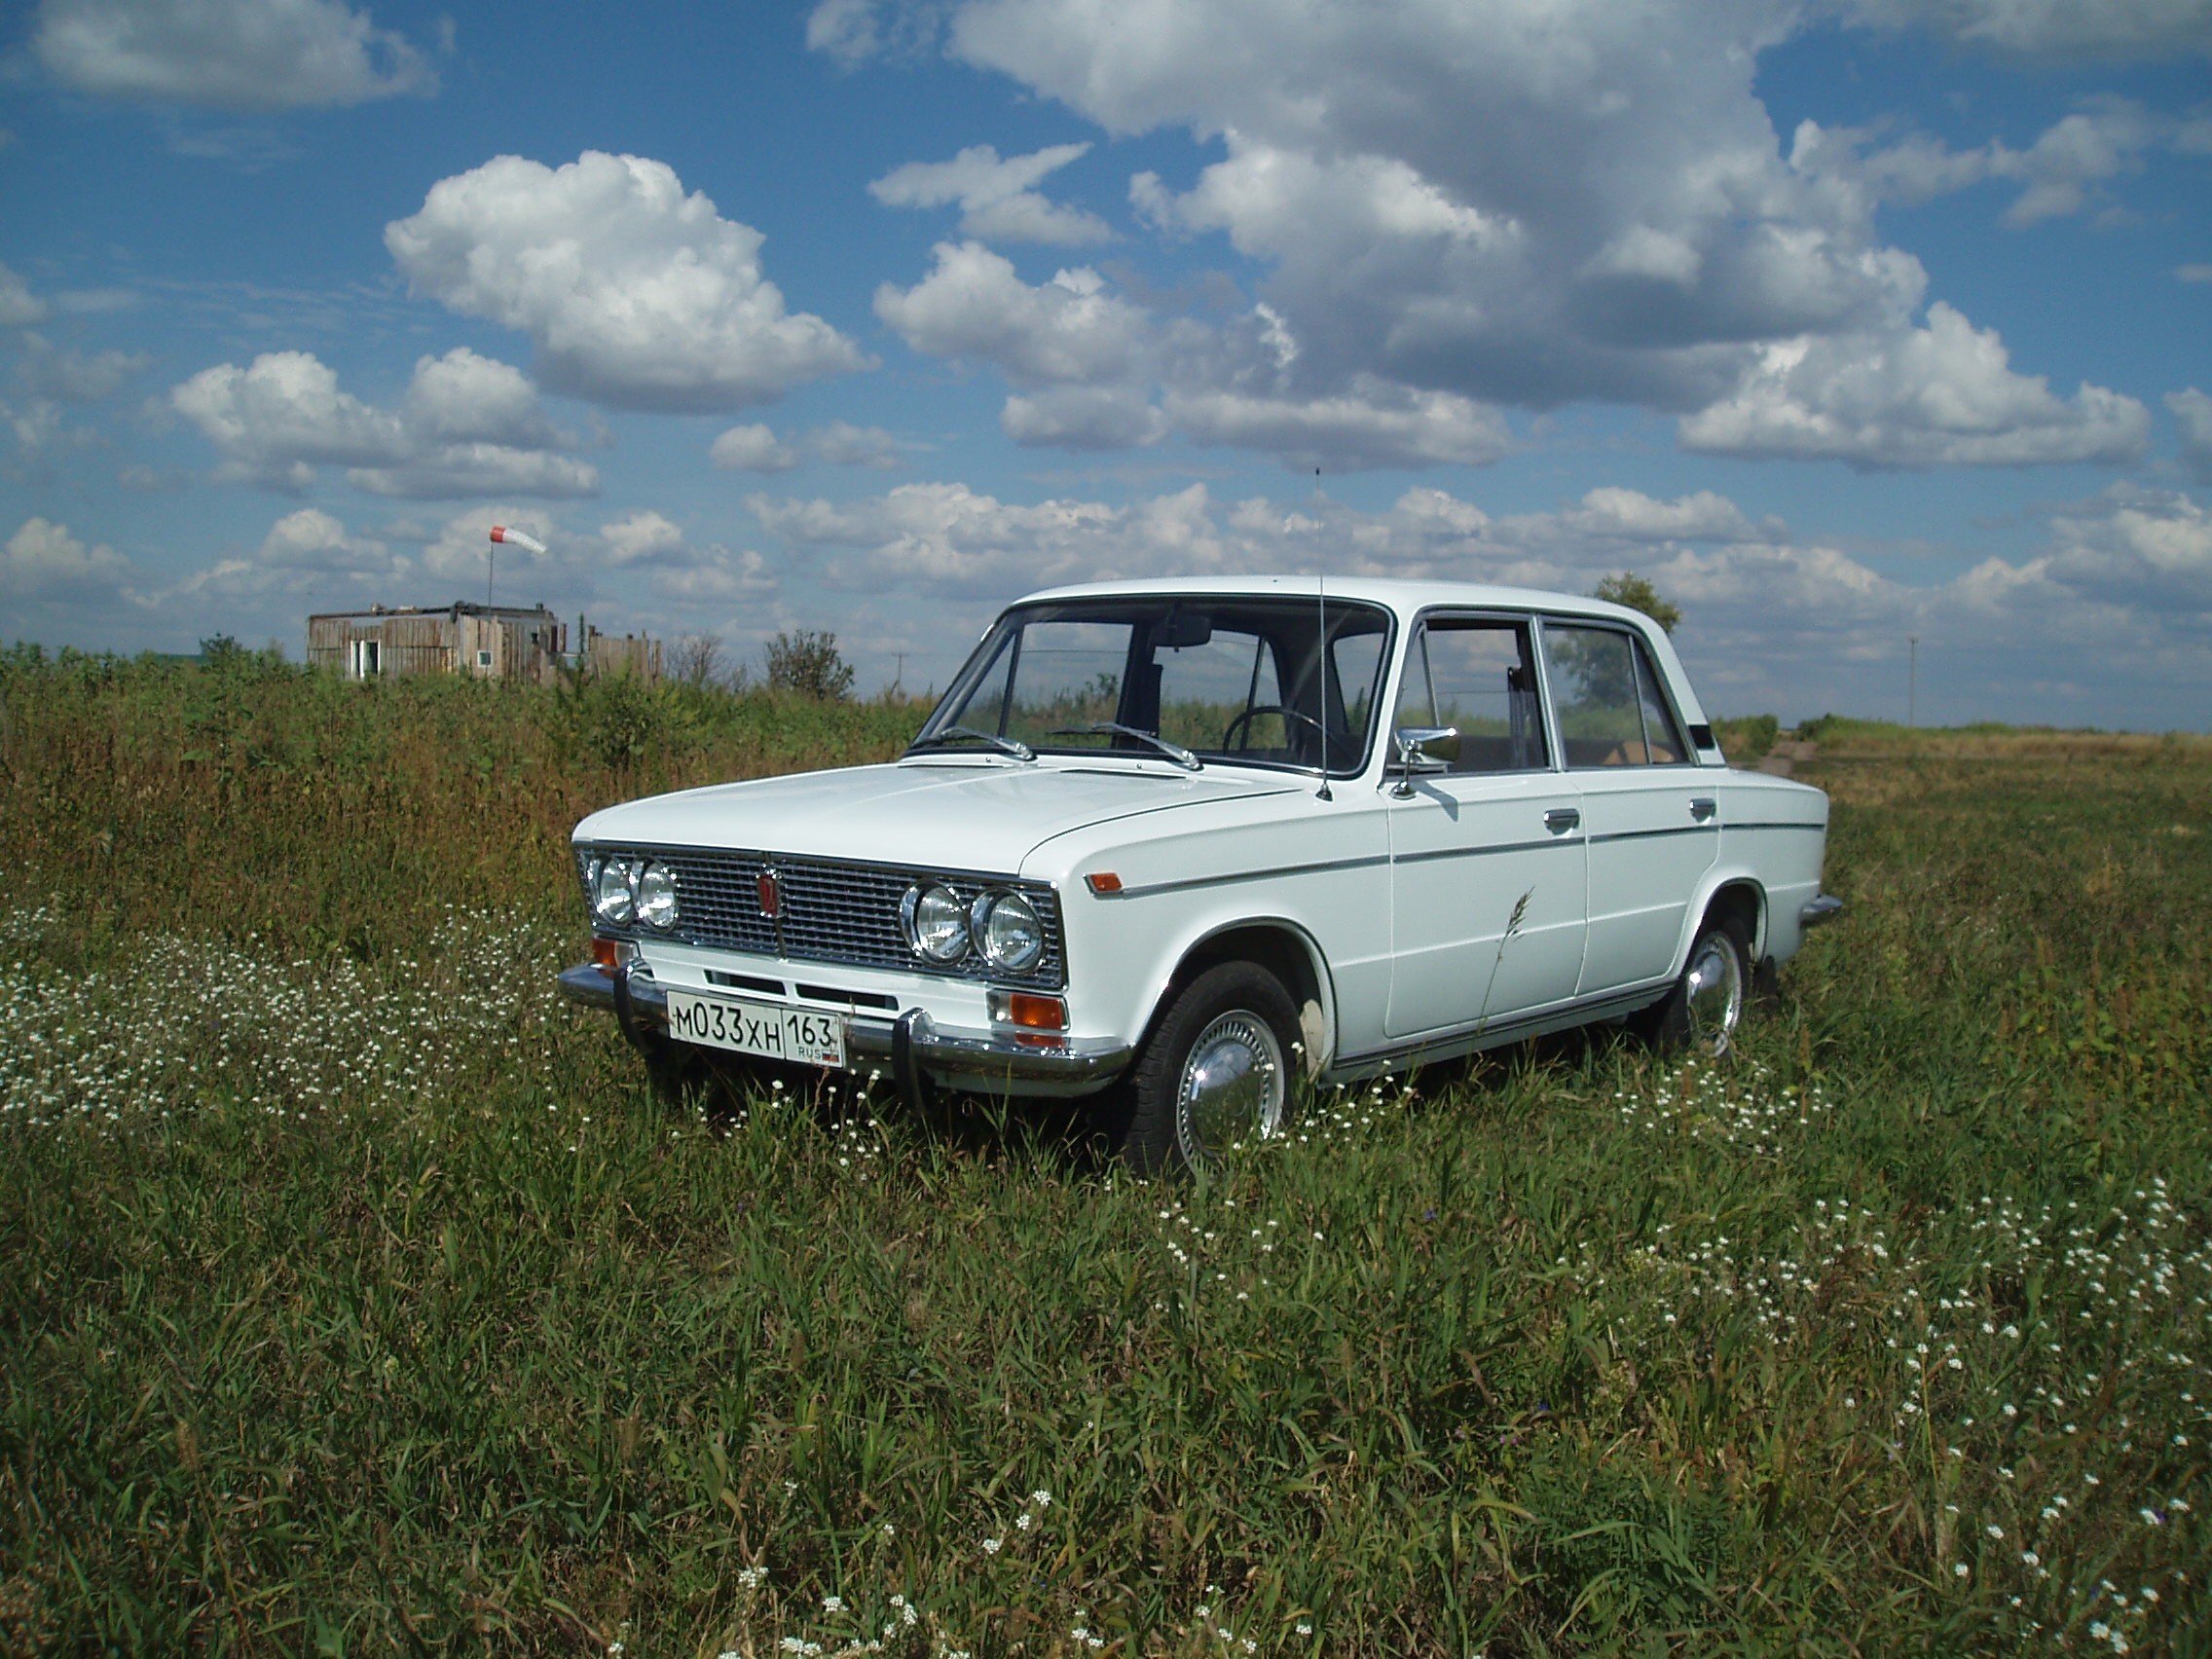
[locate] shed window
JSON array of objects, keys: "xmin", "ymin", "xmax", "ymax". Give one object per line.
[{"xmin": 477, "ymin": 649, "xmax": 493, "ymax": 669}]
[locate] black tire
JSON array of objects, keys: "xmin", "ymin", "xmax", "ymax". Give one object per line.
[
  {"xmin": 1119, "ymin": 961, "xmax": 1300, "ymax": 1175},
  {"xmin": 1632, "ymin": 913, "xmax": 1751, "ymax": 1057}
]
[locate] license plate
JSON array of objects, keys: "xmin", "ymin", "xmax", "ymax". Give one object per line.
[{"xmin": 665, "ymin": 991, "xmax": 847, "ymax": 1068}]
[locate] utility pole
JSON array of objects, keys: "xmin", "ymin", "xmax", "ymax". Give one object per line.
[{"xmin": 1908, "ymin": 635, "xmax": 1919, "ymax": 728}]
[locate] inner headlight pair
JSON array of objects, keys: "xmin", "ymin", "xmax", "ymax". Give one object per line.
[
  {"xmin": 900, "ymin": 883, "xmax": 1044, "ymax": 973},
  {"xmin": 589, "ymin": 855, "xmax": 680, "ymax": 932}
]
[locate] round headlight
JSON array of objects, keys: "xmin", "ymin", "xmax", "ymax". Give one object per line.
[
  {"xmin": 593, "ymin": 856, "xmax": 636, "ymax": 926},
  {"xmin": 636, "ymin": 862, "xmax": 680, "ymax": 932},
  {"xmin": 977, "ymin": 891, "xmax": 1044, "ymax": 973},
  {"xmin": 903, "ymin": 883, "xmax": 969, "ymax": 963}
]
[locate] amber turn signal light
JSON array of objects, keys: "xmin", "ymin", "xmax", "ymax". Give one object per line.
[{"xmin": 989, "ymin": 990, "xmax": 1067, "ymax": 1031}]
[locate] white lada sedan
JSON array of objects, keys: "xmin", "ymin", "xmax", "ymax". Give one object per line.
[{"xmin": 561, "ymin": 577, "xmax": 1840, "ymax": 1171}]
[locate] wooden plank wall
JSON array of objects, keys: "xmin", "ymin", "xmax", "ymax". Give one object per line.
[{"xmin": 309, "ymin": 609, "xmax": 633, "ymax": 685}]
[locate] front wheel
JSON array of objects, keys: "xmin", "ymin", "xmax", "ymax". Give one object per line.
[
  {"xmin": 1119, "ymin": 962, "xmax": 1300, "ymax": 1175},
  {"xmin": 1633, "ymin": 914, "xmax": 1751, "ymax": 1056}
]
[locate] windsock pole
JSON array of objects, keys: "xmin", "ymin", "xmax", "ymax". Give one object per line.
[{"xmin": 488, "ymin": 525, "xmax": 547, "ymax": 607}]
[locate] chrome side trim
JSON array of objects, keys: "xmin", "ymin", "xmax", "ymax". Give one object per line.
[
  {"xmin": 1105, "ymin": 853, "xmax": 1391, "ymax": 900},
  {"xmin": 1326, "ymin": 983, "xmax": 1666, "ymax": 1083},
  {"xmin": 1394, "ymin": 836, "xmax": 1578, "ymax": 866},
  {"xmin": 1585, "ymin": 824, "xmax": 1717, "ymax": 845},
  {"xmin": 1799, "ymin": 894, "xmax": 1845, "ymax": 929}
]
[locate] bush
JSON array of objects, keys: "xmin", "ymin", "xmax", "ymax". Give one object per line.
[
  {"xmin": 763, "ymin": 630, "xmax": 854, "ymax": 701},
  {"xmin": 1712, "ymin": 712, "xmax": 1778, "ymax": 763}
]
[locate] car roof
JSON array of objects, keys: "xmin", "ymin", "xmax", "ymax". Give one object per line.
[{"xmin": 1013, "ymin": 573, "xmax": 1654, "ymax": 630}]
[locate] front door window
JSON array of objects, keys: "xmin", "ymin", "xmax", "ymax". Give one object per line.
[{"xmin": 1384, "ymin": 617, "xmax": 1585, "ymax": 1038}]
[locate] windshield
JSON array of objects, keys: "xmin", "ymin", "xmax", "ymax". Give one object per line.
[{"xmin": 912, "ymin": 595, "xmax": 1392, "ymax": 775}]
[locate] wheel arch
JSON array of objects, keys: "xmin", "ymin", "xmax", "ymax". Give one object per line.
[
  {"xmin": 1693, "ymin": 875, "xmax": 1766, "ymax": 965},
  {"xmin": 1141, "ymin": 918, "xmax": 1338, "ymax": 1080}
]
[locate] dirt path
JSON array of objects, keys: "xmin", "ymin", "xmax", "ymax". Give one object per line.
[{"xmin": 1757, "ymin": 739, "xmax": 1818, "ymax": 777}]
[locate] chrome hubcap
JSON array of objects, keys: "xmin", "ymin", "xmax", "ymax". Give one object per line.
[
  {"xmin": 1683, "ymin": 935, "xmax": 1745, "ymax": 1055},
  {"xmin": 1176, "ymin": 1011, "xmax": 1287, "ymax": 1161}
]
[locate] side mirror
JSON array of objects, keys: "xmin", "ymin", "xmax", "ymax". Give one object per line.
[{"xmin": 1390, "ymin": 725, "xmax": 1458, "ymax": 795}]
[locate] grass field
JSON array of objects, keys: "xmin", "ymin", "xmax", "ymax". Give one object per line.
[{"xmin": 2, "ymin": 648, "xmax": 2209, "ymax": 1656}]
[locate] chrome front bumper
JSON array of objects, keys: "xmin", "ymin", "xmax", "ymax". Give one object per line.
[
  {"xmin": 1799, "ymin": 894, "xmax": 1845, "ymax": 929},
  {"xmin": 559, "ymin": 961, "xmax": 1131, "ymax": 1104}
]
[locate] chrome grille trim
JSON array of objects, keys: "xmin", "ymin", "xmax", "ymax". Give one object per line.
[{"xmin": 576, "ymin": 845, "xmax": 1066, "ymax": 988}]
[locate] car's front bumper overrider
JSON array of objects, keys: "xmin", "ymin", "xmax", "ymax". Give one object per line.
[
  {"xmin": 559, "ymin": 961, "xmax": 1131, "ymax": 1108},
  {"xmin": 1799, "ymin": 894, "xmax": 1845, "ymax": 929}
]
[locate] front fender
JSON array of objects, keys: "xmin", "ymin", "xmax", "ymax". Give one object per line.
[{"xmin": 1124, "ymin": 913, "xmax": 1344, "ymax": 1079}]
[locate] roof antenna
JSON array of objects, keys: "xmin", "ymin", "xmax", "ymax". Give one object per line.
[
  {"xmin": 1314, "ymin": 487, "xmax": 1332, "ymax": 800},
  {"xmin": 1314, "ymin": 580, "xmax": 1333, "ymax": 800}
]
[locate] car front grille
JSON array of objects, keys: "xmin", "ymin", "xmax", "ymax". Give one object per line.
[{"xmin": 577, "ymin": 846, "xmax": 1066, "ymax": 988}]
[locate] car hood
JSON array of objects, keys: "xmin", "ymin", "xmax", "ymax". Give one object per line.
[{"xmin": 573, "ymin": 758, "xmax": 1299, "ymax": 876}]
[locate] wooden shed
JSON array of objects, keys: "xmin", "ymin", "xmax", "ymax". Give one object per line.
[
  {"xmin": 308, "ymin": 603, "xmax": 572, "ymax": 684},
  {"xmin": 308, "ymin": 603, "xmax": 663, "ymax": 687}
]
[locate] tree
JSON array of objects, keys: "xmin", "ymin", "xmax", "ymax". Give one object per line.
[
  {"xmin": 673, "ymin": 633, "xmax": 747, "ymax": 691},
  {"xmin": 1590, "ymin": 571, "xmax": 1680, "ymax": 635},
  {"xmin": 763, "ymin": 629, "xmax": 854, "ymax": 701}
]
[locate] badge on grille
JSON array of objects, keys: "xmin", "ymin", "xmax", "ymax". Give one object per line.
[{"xmin": 756, "ymin": 869, "xmax": 782, "ymax": 919}]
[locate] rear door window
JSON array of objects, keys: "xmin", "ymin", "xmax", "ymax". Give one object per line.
[{"xmin": 1541, "ymin": 623, "xmax": 1689, "ymax": 767}]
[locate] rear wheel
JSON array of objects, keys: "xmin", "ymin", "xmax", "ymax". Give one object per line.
[
  {"xmin": 1633, "ymin": 914, "xmax": 1751, "ymax": 1056},
  {"xmin": 1120, "ymin": 961, "xmax": 1300, "ymax": 1175}
]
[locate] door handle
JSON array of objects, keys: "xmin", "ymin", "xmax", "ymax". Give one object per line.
[
  {"xmin": 1544, "ymin": 807, "xmax": 1580, "ymax": 832},
  {"xmin": 1689, "ymin": 797, "xmax": 1716, "ymax": 822}
]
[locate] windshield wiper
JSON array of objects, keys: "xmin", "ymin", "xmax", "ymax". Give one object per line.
[
  {"xmin": 906, "ymin": 724, "xmax": 1036, "ymax": 761},
  {"xmin": 1050, "ymin": 721, "xmax": 1203, "ymax": 771}
]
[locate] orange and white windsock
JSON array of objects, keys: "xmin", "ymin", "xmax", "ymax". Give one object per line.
[{"xmin": 489, "ymin": 525, "xmax": 546, "ymax": 555}]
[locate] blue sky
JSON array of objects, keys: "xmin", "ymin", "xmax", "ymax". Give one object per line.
[{"xmin": 3, "ymin": 0, "xmax": 2209, "ymax": 727}]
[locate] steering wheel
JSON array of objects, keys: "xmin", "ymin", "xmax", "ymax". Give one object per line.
[{"xmin": 1221, "ymin": 704, "xmax": 1328, "ymax": 754}]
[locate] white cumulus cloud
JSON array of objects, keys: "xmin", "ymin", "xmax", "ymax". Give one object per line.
[
  {"xmin": 1165, "ymin": 377, "xmax": 1510, "ymax": 470},
  {"xmin": 1002, "ymin": 386, "xmax": 1168, "ymax": 449},
  {"xmin": 169, "ymin": 348, "xmax": 600, "ymax": 498},
  {"xmin": 1841, "ymin": 0, "xmax": 2212, "ymax": 62},
  {"xmin": 829, "ymin": 0, "xmax": 2162, "ymax": 473},
  {"xmin": 0, "ymin": 264, "xmax": 50, "ymax": 327},
  {"xmin": 711, "ymin": 424, "xmax": 801, "ymax": 472},
  {"xmin": 880, "ymin": 241, "xmax": 1511, "ymax": 468},
  {"xmin": 710, "ymin": 421, "xmax": 911, "ymax": 470},
  {"xmin": 1678, "ymin": 304, "xmax": 2152, "ymax": 467},
  {"xmin": 601, "ymin": 509, "xmax": 689, "ymax": 567},
  {"xmin": 255, "ymin": 506, "xmax": 399, "ymax": 574},
  {"xmin": 750, "ymin": 479, "xmax": 1207, "ymax": 596},
  {"xmin": 386, "ymin": 151, "xmax": 866, "ymax": 413},
  {"xmin": 34, "ymin": 0, "xmax": 436, "ymax": 109},
  {"xmin": 1789, "ymin": 99, "xmax": 2206, "ymax": 230},
  {"xmin": 15, "ymin": 333, "xmax": 151, "ymax": 401},
  {"xmin": 2, "ymin": 515, "xmax": 132, "ymax": 598},
  {"xmin": 2169, "ymin": 387, "xmax": 2212, "ymax": 481},
  {"xmin": 870, "ymin": 142, "xmax": 1113, "ymax": 244},
  {"xmin": 745, "ymin": 467, "xmax": 2212, "ymax": 724},
  {"xmin": 877, "ymin": 241, "xmax": 1153, "ymax": 385}
]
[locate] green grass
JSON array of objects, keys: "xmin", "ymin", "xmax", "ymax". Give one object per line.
[{"xmin": 2, "ymin": 651, "xmax": 2209, "ymax": 1655}]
